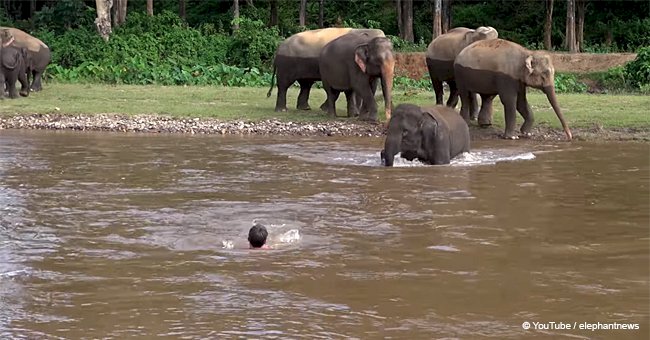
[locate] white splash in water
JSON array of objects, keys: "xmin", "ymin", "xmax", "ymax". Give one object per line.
[
  {"xmin": 279, "ymin": 229, "xmax": 301, "ymax": 243},
  {"xmin": 450, "ymin": 150, "xmax": 536, "ymax": 166},
  {"xmin": 427, "ymin": 245, "xmax": 460, "ymax": 252}
]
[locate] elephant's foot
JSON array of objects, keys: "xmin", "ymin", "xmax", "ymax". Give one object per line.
[
  {"xmin": 501, "ymin": 132, "xmax": 520, "ymax": 140},
  {"xmin": 19, "ymin": 91, "xmax": 29, "ymax": 97},
  {"xmin": 319, "ymin": 102, "xmax": 329, "ymax": 112},
  {"xmin": 520, "ymin": 131, "xmax": 533, "ymax": 138},
  {"xmin": 274, "ymin": 107, "xmax": 288, "ymax": 112},
  {"xmin": 297, "ymin": 104, "xmax": 311, "ymax": 111}
]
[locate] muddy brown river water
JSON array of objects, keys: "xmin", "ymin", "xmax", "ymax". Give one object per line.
[{"xmin": 0, "ymin": 130, "xmax": 648, "ymax": 339}]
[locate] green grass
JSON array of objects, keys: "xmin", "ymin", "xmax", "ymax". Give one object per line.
[{"xmin": 1, "ymin": 83, "xmax": 649, "ymax": 130}]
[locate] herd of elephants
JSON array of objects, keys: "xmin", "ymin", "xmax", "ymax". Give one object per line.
[{"xmin": 0, "ymin": 25, "xmax": 573, "ymax": 167}]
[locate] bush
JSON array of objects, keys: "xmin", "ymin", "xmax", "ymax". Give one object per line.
[
  {"xmin": 624, "ymin": 46, "xmax": 650, "ymax": 89},
  {"xmin": 40, "ymin": 12, "xmax": 281, "ymax": 86},
  {"xmin": 33, "ymin": 0, "xmax": 95, "ymax": 32},
  {"xmin": 228, "ymin": 17, "xmax": 282, "ymax": 69},
  {"xmin": 554, "ymin": 73, "xmax": 588, "ymax": 93}
]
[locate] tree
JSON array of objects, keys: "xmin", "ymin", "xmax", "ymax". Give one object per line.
[
  {"xmin": 113, "ymin": 0, "xmax": 127, "ymax": 26},
  {"xmin": 299, "ymin": 0, "xmax": 307, "ymax": 27},
  {"xmin": 544, "ymin": 0, "xmax": 553, "ymax": 50},
  {"xmin": 396, "ymin": 0, "xmax": 403, "ymax": 38},
  {"xmin": 576, "ymin": 0, "xmax": 586, "ymax": 51},
  {"xmin": 432, "ymin": 0, "xmax": 442, "ymax": 39},
  {"xmin": 95, "ymin": 0, "xmax": 113, "ymax": 41},
  {"xmin": 565, "ymin": 0, "xmax": 577, "ymax": 52},
  {"xmin": 146, "ymin": 0, "xmax": 153, "ymax": 16},
  {"xmin": 319, "ymin": 0, "xmax": 324, "ymax": 28},
  {"xmin": 401, "ymin": 0, "xmax": 414, "ymax": 42},
  {"xmin": 233, "ymin": 0, "xmax": 239, "ymax": 31},
  {"xmin": 269, "ymin": 0, "xmax": 278, "ymax": 27},
  {"xmin": 179, "ymin": 0, "xmax": 186, "ymax": 20},
  {"xmin": 441, "ymin": 0, "xmax": 452, "ymax": 33}
]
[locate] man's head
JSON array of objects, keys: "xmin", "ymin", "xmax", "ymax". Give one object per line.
[{"xmin": 248, "ymin": 223, "xmax": 268, "ymax": 248}]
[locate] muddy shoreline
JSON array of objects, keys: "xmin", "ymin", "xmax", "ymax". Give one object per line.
[{"xmin": 0, "ymin": 113, "xmax": 648, "ymax": 142}]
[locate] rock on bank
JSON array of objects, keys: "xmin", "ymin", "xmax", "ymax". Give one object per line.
[{"xmin": 0, "ymin": 113, "xmax": 385, "ymax": 137}]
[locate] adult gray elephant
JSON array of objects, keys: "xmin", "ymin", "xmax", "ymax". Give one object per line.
[
  {"xmin": 0, "ymin": 30, "xmax": 29, "ymax": 99},
  {"xmin": 381, "ymin": 104, "xmax": 469, "ymax": 166},
  {"xmin": 0, "ymin": 27, "xmax": 50, "ymax": 92},
  {"xmin": 454, "ymin": 39, "xmax": 572, "ymax": 141},
  {"xmin": 267, "ymin": 27, "xmax": 385, "ymax": 112},
  {"xmin": 425, "ymin": 26, "xmax": 498, "ymax": 115},
  {"xmin": 319, "ymin": 33, "xmax": 395, "ymax": 123}
]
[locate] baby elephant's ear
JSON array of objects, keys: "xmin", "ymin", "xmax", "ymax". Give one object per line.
[{"xmin": 354, "ymin": 44, "xmax": 369, "ymax": 73}]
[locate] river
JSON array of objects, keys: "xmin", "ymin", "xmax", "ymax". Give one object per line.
[{"xmin": 0, "ymin": 130, "xmax": 648, "ymax": 338}]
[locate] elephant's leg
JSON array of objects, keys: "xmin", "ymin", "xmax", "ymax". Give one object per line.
[
  {"xmin": 274, "ymin": 76, "xmax": 292, "ymax": 112},
  {"xmin": 6, "ymin": 77, "xmax": 18, "ymax": 99},
  {"xmin": 30, "ymin": 70, "xmax": 43, "ymax": 92},
  {"xmin": 478, "ymin": 94, "xmax": 496, "ymax": 127},
  {"xmin": 458, "ymin": 87, "xmax": 472, "ymax": 123},
  {"xmin": 499, "ymin": 89, "xmax": 519, "ymax": 140},
  {"xmin": 517, "ymin": 90, "xmax": 535, "ymax": 137},
  {"xmin": 18, "ymin": 68, "xmax": 29, "ymax": 97},
  {"xmin": 446, "ymin": 80, "xmax": 460, "ymax": 108},
  {"xmin": 296, "ymin": 80, "xmax": 314, "ymax": 110},
  {"xmin": 344, "ymin": 90, "xmax": 358, "ymax": 118},
  {"xmin": 354, "ymin": 81, "xmax": 377, "ymax": 122},
  {"xmin": 322, "ymin": 82, "xmax": 340, "ymax": 117},
  {"xmin": 0, "ymin": 73, "xmax": 5, "ymax": 99},
  {"xmin": 432, "ymin": 79, "xmax": 444, "ymax": 105}
]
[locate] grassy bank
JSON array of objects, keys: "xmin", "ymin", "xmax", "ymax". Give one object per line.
[{"xmin": 1, "ymin": 83, "xmax": 649, "ymax": 132}]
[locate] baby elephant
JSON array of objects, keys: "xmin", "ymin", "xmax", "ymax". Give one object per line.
[{"xmin": 381, "ymin": 104, "xmax": 470, "ymax": 166}]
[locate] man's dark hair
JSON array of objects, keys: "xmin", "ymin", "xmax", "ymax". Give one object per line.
[{"xmin": 248, "ymin": 223, "xmax": 268, "ymax": 248}]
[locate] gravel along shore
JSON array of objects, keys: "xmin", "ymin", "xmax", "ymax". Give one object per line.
[{"xmin": 0, "ymin": 113, "xmax": 648, "ymax": 141}]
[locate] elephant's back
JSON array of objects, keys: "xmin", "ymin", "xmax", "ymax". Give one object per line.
[
  {"xmin": 0, "ymin": 27, "xmax": 49, "ymax": 53},
  {"xmin": 426, "ymin": 27, "xmax": 471, "ymax": 61},
  {"xmin": 277, "ymin": 28, "xmax": 355, "ymax": 58},
  {"xmin": 454, "ymin": 39, "xmax": 527, "ymax": 76}
]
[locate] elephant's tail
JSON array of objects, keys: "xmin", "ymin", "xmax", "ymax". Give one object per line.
[{"xmin": 267, "ymin": 64, "xmax": 277, "ymax": 98}]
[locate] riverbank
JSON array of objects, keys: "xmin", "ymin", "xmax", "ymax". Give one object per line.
[
  {"xmin": 2, "ymin": 112, "xmax": 648, "ymax": 142},
  {"xmin": 0, "ymin": 84, "xmax": 648, "ymax": 141}
]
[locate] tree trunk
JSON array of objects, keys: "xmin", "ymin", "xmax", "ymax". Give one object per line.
[
  {"xmin": 146, "ymin": 0, "xmax": 153, "ymax": 15},
  {"xmin": 318, "ymin": 0, "xmax": 324, "ymax": 28},
  {"xmin": 396, "ymin": 0, "xmax": 403, "ymax": 39},
  {"xmin": 233, "ymin": 0, "xmax": 239, "ymax": 31},
  {"xmin": 565, "ymin": 0, "xmax": 577, "ymax": 52},
  {"xmin": 113, "ymin": 0, "xmax": 127, "ymax": 26},
  {"xmin": 576, "ymin": 0, "xmax": 585, "ymax": 52},
  {"xmin": 95, "ymin": 0, "xmax": 113, "ymax": 41},
  {"xmin": 269, "ymin": 0, "xmax": 278, "ymax": 27},
  {"xmin": 179, "ymin": 0, "xmax": 186, "ymax": 19},
  {"xmin": 432, "ymin": 0, "xmax": 442, "ymax": 39},
  {"xmin": 441, "ymin": 0, "xmax": 451, "ymax": 33},
  {"xmin": 544, "ymin": 0, "xmax": 553, "ymax": 50},
  {"xmin": 402, "ymin": 0, "xmax": 414, "ymax": 42},
  {"xmin": 299, "ymin": 0, "xmax": 307, "ymax": 27}
]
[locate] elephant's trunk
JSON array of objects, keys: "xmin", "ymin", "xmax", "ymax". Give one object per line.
[
  {"xmin": 381, "ymin": 57, "xmax": 395, "ymax": 123},
  {"xmin": 544, "ymin": 86, "xmax": 572, "ymax": 141},
  {"xmin": 382, "ymin": 117, "xmax": 402, "ymax": 166}
]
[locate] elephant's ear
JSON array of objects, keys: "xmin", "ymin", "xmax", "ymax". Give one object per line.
[
  {"xmin": 525, "ymin": 55, "xmax": 534, "ymax": 74},
  {"xmin": 354, "ymin": 44, "xmax": 369, "ymax": 73}
]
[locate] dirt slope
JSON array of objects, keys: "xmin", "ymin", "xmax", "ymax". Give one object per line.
[{"xmin": 395, "ymin": 52, "xmax": 637, "ymax": 79}]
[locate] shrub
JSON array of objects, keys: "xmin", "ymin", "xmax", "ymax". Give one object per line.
[
  {"xmin": 554, "ymin": 73, "xmax": 588, "ymax": 93},
  {"xmin": 228, "ymin": 17, "xmax": 282, "ymax": 69},
  {"xmin": 624, "ymin": 46, "xmax": 650, "ymax": 89}
]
